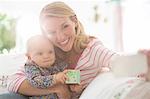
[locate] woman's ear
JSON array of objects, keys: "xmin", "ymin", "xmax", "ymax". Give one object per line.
[{"xmin": 70, "ymin": 15, "xmax": 77, "ymax": 24}]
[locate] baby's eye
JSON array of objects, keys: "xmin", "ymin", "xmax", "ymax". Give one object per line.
[
  {"xmin": 49, "ymin": 50, "xmax": 53, "ymax": 54},
  {"xmin": 37, "ymin": 52, "xmax": 43, "ymax": 55}
]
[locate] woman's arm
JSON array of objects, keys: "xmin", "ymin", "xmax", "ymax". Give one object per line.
[
  {"xmin": 8, "ymin": 75, "xmax": 70, "ymax": 97},
  {"xmin": 7, "ymin": 67, "xmax": 68, "ymax": 96},
  {"xmin": 18, "ymin": 80, "xmax": 71, "ymax": 99},
  {"xmin": 18, "ymin": 79, "xmax": 57, "ymax": 96}
]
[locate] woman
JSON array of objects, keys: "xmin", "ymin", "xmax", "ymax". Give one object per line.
[{"xmin": 5, "ymin": 1, "xmax": 150, "ymax": 99}]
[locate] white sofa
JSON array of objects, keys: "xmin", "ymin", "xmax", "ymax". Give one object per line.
[
  {"xmin": 0, "ymin": 53, "xmax": 148, "ymax": 98},
  {"xmin": 0, "ymin": 53, "xmax": 26, "ymax": 94}
]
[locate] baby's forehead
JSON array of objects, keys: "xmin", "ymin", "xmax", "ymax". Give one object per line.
[
  {"xmin": 28, "ymin": 35, "xmax": 51, "ymax": 44},
  {"xmin": 27, "ymin": 35, "xmax": 53, "ymax": 50}
]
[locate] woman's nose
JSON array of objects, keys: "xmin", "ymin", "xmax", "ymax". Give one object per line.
[{"xmin": 56, "ymin": 31, "xmax": 66, "ymax": 42}]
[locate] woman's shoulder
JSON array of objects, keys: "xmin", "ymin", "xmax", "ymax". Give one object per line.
[
  {"xmin": 87, "ymin": 38, "xmax": 103, "ymax": 48},
  {"xmin": 80, "ymin": 38, "xmax": 103, "ymax": 58}
]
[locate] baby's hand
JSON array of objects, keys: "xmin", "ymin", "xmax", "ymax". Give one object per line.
[{"xmin": 54, "ymin": 70, "xmax": 68, "ymax": 84}]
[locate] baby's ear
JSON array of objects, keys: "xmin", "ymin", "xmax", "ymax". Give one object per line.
[{"xmin": 25, "ymin": 53, "xmax": 31, "ymax": 60}]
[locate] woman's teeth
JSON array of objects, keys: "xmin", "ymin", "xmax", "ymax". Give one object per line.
[{"xmin": 60, "ymin": 39, "xmax": 69, "ymax": 45}]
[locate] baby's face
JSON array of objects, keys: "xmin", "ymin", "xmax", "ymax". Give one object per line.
[{"xmin": 28, "ymin": 37, "xmax": 55, "ymax": 68}]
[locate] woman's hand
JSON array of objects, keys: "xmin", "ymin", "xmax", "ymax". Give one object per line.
[
  {"xmin": 54, "ymin": 84, "xmax": 71, "ymax": 99},
  {"xmin": 69, "ymin": 83, "xmax": 84, "ymax": 94},
  {"xmin": 139, "ymin": 49, "xmax": 150, "ymax": 81}
]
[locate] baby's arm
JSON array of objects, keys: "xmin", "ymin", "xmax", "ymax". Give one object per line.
[
  {"xmin": 24, "ymin": 65, "xmax": 55, "ymax": 88},
  {"xmin": 25, "ymin": 64, "xmax": 69, "ymax": 88},
  {"xmin": 50, "ymin": 62, "xmax": 68, "ymax": 84}
]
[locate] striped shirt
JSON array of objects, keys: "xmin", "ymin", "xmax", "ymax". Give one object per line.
[
  {"xmin": 7, "ymin": 39, "xmax": 117, "ymax": 93},
  {"xmin": 75, "ymin": 39, "xmax": 117, "ymax": 88}
]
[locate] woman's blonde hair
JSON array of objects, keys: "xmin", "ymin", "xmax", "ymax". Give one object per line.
[{"xmin": 40, "ymin": 1, "xmax": 91, "ymax": 53}]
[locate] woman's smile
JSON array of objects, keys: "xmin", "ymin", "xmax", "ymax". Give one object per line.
[{"xmin": 59, "ymin": 38, "xmax": 70, "ymax": 46}]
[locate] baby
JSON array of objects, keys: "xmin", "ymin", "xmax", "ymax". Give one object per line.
[{"xmin": 24, "ymin": 35, "xmax": 70, "ymax": 99}]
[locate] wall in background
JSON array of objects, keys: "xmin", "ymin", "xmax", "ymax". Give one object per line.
[
  {"xmin": 122, "ymin": 0, "xmax": 150, "ymax": 52},
  {"xmin": 0, "ymin": 0, "xmax": 118, "ymax": 53}
]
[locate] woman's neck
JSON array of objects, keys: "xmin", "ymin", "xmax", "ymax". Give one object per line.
[
  {"xmin": 55, "ymin": 47, "xmax": 83, "ymax": 69},
  {"xmin": 54, "ymin": 36, "xmax": 94, "ymax": 68},
  {"xmin": 66, "ymin": 48, "xmax": 83, "ymax": 69}
]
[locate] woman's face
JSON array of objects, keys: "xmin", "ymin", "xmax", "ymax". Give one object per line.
[{"xmin": 42, "ymin": 17, "xmax": 76, "ymax": 52}]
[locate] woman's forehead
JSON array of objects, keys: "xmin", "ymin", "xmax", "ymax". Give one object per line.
[
  {"xmin": 43, "ymin": 17, "xmax": 70, "ymax": 29},
  {"xmin": 44, "ymin": 17, "xmax": 68, "ymax": 23}
]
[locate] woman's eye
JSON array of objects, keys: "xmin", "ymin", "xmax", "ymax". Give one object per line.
[
  {"xmin": 63, "ymin": 24, "xmax": 69, "ymax": 29},
  {"xmin": 49, "ymin": 32, "xmax": 56, "ymax": 35},
  {"xmin": 46, "ymin": 32, "xmax": 55, "ymax": 38}
]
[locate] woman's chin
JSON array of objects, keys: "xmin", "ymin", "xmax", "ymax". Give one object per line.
[{"xmin": 61, "ymin": 46, "xmax": 72, "ymax": 52}]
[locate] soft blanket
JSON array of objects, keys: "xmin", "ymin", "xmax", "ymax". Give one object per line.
[{"xmin": 80, "ymin": 72, "xmax": 146, "ymax": 99}]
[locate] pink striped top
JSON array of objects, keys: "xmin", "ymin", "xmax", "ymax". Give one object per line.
[
  {"xmin": 7, "ymin": 39, "xmax": 117, "ymax": 92},
  {"xmin": 75, "ymin": 39, "xmax": 117, "ymax": 88}
]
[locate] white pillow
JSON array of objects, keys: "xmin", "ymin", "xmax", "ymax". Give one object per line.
[
  {"xmin": 80, "ymin": 72, "xmax": 115, "ymax": 99},
  {"xmin": 0, "ymin": 53, "xmax": 26, "ymax": 92}
]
